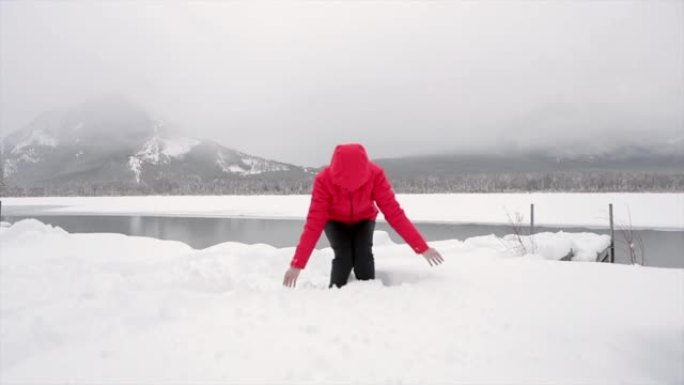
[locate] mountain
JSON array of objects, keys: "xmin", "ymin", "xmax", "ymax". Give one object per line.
[
  {"xmin": 376, "ymin": 147, "xmax": 684, "ymax": 176},
  {"xmin": 1, "ymin": 96, "xmax": 315, "ymax": 195},
  {"xmin": 373, "ymin": 145, "xmax": 684, "ymax": 193},
  {"xmin": 2, "ymin": 95, "xmax": 681, "ymax": 195}
]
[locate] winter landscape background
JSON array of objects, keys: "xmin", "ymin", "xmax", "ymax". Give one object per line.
[
  {"xmin": 2, "ymin": 2, "xmax": 683, "ymax": 197},
  {"xmin": 1, "ymin": 1, "xmax": 682, "ymax": 384}
]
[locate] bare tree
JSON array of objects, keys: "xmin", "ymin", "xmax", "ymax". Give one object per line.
[
  {"xmin": 617, "ymin": 207, "xmax": 646, "ymax": 265},
  {"xmin": 502, "ymin": 209, "xmax": 537, "ymax": 256}
]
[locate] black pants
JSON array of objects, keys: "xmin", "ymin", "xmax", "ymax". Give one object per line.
[{"xmin": 324, "ymin": 219, "xmax": 375, "ymax": 288}]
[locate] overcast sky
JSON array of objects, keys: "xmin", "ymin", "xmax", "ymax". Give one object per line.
[{"xmin": 1, "ymin": 1, "xmax": 682, "ymax": 166}]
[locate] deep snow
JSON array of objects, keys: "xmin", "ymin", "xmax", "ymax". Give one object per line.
[{"xmin": 1, "ymin": 219, "xmax": 681, "ymax": 384}]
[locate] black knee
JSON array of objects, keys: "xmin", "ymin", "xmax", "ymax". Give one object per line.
[
  {"xmin": 330, "ymin": 254, "xmax": 353, "ymax": 288},
  {"xmin": 353, "ymin": 220, "xmax": 375, "ymax": 281},
  {"xmin": 325, "ymin": 221, "xmax": 354, "ymax": 288}
]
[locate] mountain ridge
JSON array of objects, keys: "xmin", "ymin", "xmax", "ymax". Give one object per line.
[
  {"xmin": 1, "ymin": 96, "xmax": 315, "ymax": 195},
  {"xmin": 2, "ymin": 96, "xmax": 682, "ymax": 195}
]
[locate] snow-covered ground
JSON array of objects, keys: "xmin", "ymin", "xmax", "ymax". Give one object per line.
[
  {"xmin": 3, "ymin": 193, "xmax": 683, "ymax": 230},
  {"xmin": 1, "ymin": 219, "xmax": 682, "ymax": 384}
]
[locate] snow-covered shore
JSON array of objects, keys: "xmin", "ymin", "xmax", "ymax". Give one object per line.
[
  {"xmin": 1, "ymin": 219, "xmax": 682, "ymax": 384},
  {"xmin": 2, "ymin": 192, "xmax": 683, "ymax": 230}
]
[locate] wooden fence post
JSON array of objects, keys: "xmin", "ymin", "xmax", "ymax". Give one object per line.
[
  {"xmin": 530, "ymin": 203, "xmax": 535, "ymax": 235},
  {"xmin": 609, "ymin": 203, "xmax": 615, "ymax": 263}
]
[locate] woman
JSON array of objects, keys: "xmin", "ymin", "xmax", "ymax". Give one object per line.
[{"xmin": 283, "ymin": 143, "xmax": 444, "ymax": 288}]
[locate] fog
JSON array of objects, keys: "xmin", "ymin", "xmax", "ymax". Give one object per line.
[{"xmin": 1, "ymin": 1, "xmax": 682, "ymax": 166}]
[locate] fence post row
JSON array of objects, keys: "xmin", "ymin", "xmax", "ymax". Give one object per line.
[{"xmin": 528, "ymin": 202, "xmax": 614, "ymax": 263}]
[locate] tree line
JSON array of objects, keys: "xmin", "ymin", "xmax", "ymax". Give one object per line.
[{"xmin": 2, "ymin": 170, "xmax": 683, "ymax": 196}]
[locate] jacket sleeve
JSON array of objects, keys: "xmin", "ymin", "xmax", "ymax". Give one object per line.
[
  {"xmin": 372, "ymin": 168, "xmax": 429, "ymax": 254},
  {"xmin": 290, "ymin": 174, "xmax": 331, "ymax": 269}
]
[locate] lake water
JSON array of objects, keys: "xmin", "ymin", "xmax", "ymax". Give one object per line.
[{"xmin": 3, "ymin": 214, "xmax": 682, "ymax": 268}]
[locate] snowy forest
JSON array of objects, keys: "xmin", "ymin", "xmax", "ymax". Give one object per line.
[{"xmin": 2, "ymin": 168, "xmax": 683, "ymax": 197}]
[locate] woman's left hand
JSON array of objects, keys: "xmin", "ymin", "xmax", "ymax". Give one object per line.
[
  {"xmin": 283, "ymin": 267, "xmax": 302, "ymax": 288},
  {"xmin": 422, "ymin": 247, "xmax": 444, "ymax": 267}
]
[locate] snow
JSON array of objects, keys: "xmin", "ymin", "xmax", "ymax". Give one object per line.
[
  {"xmin": 3, "ymin": 193, "xmax": 682, "ymax": 230},
  {"xmin": 140, "ymin": 119, "xmax": 201, "ymax": 160},
  {"xmin": 1, "ymin": 219, "xmax": 682, "ymax": 384},
  {"xmin": 132, "ymin": 136, "xmax": 163, "ymax": 165},
  {"xmin": 216, "ymin": 151, "xmax": 233, "ymax": 173},
  {"xmin": 127, "ymin": 132, "xmax": 200, "ymax": 182},
  {"xmin": 497, "ymin": 231, "xmax": 611, "ymax": 261},
  {"xmin": 128, "ymin": 157, "xmax": 143, "ymax": 183},
  {"xmin": 228, "ymin": 164, "xmax": 246, "ymax": 173},
  {"xmin": 3, "ymin": 125, "xmax": 58, "ymax": 174},
  {"xmin": 240, "ymin": 156, "xmax": 291, "ymax": 174},
  {"xmin": 2, "ymin": 160, "xmax": 17, "ymax": 177},
  {"xmin": 160, "ymin": 137, "xmax": 200, "ymax": 158},
  {"xmin": 10, "ymin": 129, "xmax": 57, "ymax": 154},
  {"xmin": 16, "ymin": 148, "xmax": 41, "ymax": 164},
  {"xmin": 217, "ymin": 151, "xmax": 291, "ymax": 175}
]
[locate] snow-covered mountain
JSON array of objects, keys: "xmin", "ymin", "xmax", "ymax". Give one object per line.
[
  {"xmin": 2, "ymin": 95, "xmax": 681, "ymax": 195},
  {"xmin": 1, "ymin": 96, "xmax": 314, "ymax": 194},
  {"xmin": 125, "ymin": 119, "xmax": 295, "ymax": 184}
]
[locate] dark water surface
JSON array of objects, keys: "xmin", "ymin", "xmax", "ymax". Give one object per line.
[{"xmin": 3, "ymin": 214, "xmax": 682, "ymax": 268}]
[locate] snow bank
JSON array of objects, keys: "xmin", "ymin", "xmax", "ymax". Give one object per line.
[
  {"xmin": 1, "ymin": 219, "xmax": 682, "ymax": 384},
  {"xmin": 496, "ymin": 231, "xmax": 611, "ymax": 261},
  {"xmin": 2, "ymin": 192, "xmax": 682, "ymax": 230}
]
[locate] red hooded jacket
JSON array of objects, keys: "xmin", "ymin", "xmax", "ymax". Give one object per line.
[{"xmin": 290, "ymin": 143, "xmax": 429, "ymax": 269}]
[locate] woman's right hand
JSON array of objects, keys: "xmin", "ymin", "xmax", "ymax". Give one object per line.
[
  {"xmin": 283, "ymin": 267, "xmax": 302, "ymax": 288},
  {"xmin": 422, "ymin": 247, "xmax": 444, "ymax": 267}
]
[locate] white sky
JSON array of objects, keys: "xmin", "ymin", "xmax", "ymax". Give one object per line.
[{"xmin": 1, "ymin": 1, "xmax": 682, "ymax": 166}]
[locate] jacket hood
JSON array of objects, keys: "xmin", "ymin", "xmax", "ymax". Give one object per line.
[{"xmin": 328, "ymin": 143, "xmax": 372, "ymax": 191}]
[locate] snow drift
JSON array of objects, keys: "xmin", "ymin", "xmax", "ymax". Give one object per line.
[{"xmin": 1, "ymin": 219, "xmax": 682, "ymax": 384}]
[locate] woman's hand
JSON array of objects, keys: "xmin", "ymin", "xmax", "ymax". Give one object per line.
[
  {"xmin": 422, "ymin": 247, "xmax": 444, "ymax": 267},
  {"xmin": 283, "ymin": 267, "xmax": 302, "ymax": 288}
]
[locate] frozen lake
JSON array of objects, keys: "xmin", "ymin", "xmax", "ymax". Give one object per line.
[{"xmin": 3, "ymin": 213, "xmax": 682, "ymax": 268}]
